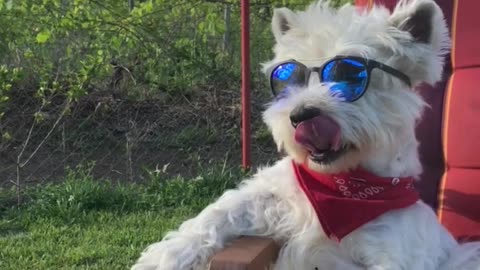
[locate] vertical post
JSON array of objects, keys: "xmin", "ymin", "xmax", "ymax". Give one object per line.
[
  {"xmin": 240, "ymin": 0, "xmax": 251, "ymax": 169},
  {"xmin": 128, "ymin": 0, "xmax": 134, "ymax": 11},
  {"xmin": 223, "ymin": 4, "xmax": 231, "ymax": 51}
]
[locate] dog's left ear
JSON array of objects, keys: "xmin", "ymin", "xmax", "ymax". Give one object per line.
[
  {"xmin": 389, "ymin": 0, "xmax": 450, "ymax": 85},
  {"xmin": 272, "ymin": 8, "xmax": 299, "ymax": 42}
]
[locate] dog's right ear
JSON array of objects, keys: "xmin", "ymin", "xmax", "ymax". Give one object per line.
[
  {"xmin": 272, "ymin": 8, "xmax": 298, "ymax": 42},
  {"xmin": 388, "ymin": 0, "xmax": 450, "ymax": 85}
]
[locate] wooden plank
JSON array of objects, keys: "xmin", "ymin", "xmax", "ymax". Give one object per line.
[{"xmin": 210, "ymin": 236, "xmax": 280, "ymax": 270}]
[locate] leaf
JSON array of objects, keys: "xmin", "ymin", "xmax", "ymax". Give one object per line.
[
  {"xmin": 144, "ymin": 1, "xmax": 153, "ymax": 13},
  {"xmin": 36, "ymin": 30, "xmax": 51, "ymax": 43},
  {"xmin": 24, "ymin": 49, "xmax": 34, "ymax": 58},
  {"xmin": 66, "ymin": 47, "xmax": 72, "ymax": 57},
  {"xmin": 33, "ymin": 111, "xmax": 45, "ymax": 123},
  {"xmin": 2, "ymin": 131, "xmax": 11, "ymax": 141},
  {"xmin": 6, "ymin": 0, "xmax": 13, "ymax": 10}
]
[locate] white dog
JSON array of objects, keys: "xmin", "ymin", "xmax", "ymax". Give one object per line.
[{"xmin": 132, "ymin": 1, "xmax": 480, "ymax": 269}]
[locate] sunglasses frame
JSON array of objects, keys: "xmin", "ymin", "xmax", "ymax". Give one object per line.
[{"xmin": 268, "ymin": 55, "xmax": 412, "ymax": 102}]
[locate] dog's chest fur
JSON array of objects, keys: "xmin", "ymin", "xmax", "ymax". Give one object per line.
[{"xmin": 256, "ymin": 158, "xmax": 456, "ymax": 270}]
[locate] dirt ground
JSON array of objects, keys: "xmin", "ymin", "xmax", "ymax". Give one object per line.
[{"xmin": 0, "ymin": 85, "xmax": 280, "ymax": 187}]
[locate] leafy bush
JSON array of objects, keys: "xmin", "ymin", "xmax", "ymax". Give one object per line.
[
  {"xmin": 0, "ymin": 0, "xmax": 351, "ymax": 104},
  {"xmin": 0, "ymin": 0, "xmax": 351, "ymax": 188}
]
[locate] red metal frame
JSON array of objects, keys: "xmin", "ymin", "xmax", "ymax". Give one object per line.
[{"xmin": 241, "ymin": 0, "xmax": 251, "ymax": 169}]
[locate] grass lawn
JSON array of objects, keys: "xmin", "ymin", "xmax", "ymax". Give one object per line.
[{"xmin": 0, "ymin": 163, "xmax": 246, "ymax": 270}]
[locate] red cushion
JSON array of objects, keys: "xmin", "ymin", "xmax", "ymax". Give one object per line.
[
  {"xmin": 438, "ymin": 68, "xmax": 480, "ymax": 240},
  {"xmin": 452, "ymin": 1, "xmax": 480, "ymax": 69},
  {"xmin": 442, "ymin": 69, "xmax": 480, "ymax": 168},
  {"xmin": 437, "ymin": 0, "xmax": 480, "ymax": 241},
  {"xmin": 438, "ymin": 168, "xmax": 480, "ymax": 242}
]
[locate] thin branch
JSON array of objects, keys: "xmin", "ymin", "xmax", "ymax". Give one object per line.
[
  {"xmin": 17, "ymin": 103, "xmax": 45, "ymax": 162},
  {"xmin": 9, "ymin": 179, "xmax": 21, "ymax": 188},
  {"xmin": 118, "ymin": 64, "xmax": 137, "ymax": 85},
  {"xmin": 20, "ymin": 101, "xmax": 70, "ymax": 168}
]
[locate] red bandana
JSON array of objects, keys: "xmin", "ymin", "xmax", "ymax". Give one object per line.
[{"xmin": 292, "ymin": 161, "xmax": 419, "ymax": 241}]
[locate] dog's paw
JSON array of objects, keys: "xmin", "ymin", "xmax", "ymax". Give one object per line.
[
  {"xmin": 131, "ymin": 256, "xmax": 177, "ymax": 270},
  {"xmin": 131, "ymin": 241, "xmax": 181, "ymax": 270},
  {"xmin": 132, "ymin": 236, "xmax": 211, "ymax": 270},
  {"xmin": 131, "ymin": 255, "xmax": 177, "ymax": 270},
  {"xmin": 368, "ymin": 266, "xmax": 390, "ymax": 270},
  {"xmin": 131, "ymin": 264, "xmax": 161, "ymax": 270}
]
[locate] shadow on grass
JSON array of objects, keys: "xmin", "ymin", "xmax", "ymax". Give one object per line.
[{"xmin": 1, "ymin": 161, "xmax": 249, "ymax": 226}]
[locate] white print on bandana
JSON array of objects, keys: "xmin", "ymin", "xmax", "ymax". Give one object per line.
[{"xmin": 333, "ymin": 176, "xmax": 414, "ymax": 200}]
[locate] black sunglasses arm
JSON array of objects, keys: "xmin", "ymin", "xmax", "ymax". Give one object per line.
[{"xmin": 369, "ymin": 61, "xmax": 412, "ymax": 87}]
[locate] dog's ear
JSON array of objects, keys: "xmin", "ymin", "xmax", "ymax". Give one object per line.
[
  {"xmin": 272, "ymin": 8, "xmax": 298, "ymax": 42},
  {"xmin": 389, "ymin": 0, "xmax": 450, "ymax": 85},
  {"xmin": 389, "ymin": 0, "xmax": 449, "ymax": 53}
]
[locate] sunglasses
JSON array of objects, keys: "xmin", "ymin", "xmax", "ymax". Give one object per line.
[{"xmin": 268, "ymin": 56, "xmax": 411, "ymax": 102}]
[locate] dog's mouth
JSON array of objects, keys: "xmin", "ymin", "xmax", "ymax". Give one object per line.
[{"xmin": 293, "ymin": 115, "xmax": 349, "ymax": 163}]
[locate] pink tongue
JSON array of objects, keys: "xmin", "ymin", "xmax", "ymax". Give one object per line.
[{"xmin": 294, "ymin": 115, "xmax": 341, "ymax": 153}]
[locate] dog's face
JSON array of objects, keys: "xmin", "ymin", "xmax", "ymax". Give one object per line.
[{"xmin": 263, "ymin": 0, "xmax": 449, "ymax": 174}]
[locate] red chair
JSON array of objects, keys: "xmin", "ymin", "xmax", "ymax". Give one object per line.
[{"xmin": 210, "ymin": 0, "xmax": 480, "ymax": 268}]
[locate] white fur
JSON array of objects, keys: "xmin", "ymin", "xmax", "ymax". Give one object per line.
[{"xmin": 132, "ymin": 1, "xmax": 480, "ymax": 269}]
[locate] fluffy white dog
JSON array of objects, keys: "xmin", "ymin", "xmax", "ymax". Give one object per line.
[{"xmin": 132, "ymin": 1, "xmax": 480, "ymax": 269}]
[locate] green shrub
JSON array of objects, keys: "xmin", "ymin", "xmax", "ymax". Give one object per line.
[{"xmin": 0, "ymin": 0, "xmax": 351, "ymax": 107}]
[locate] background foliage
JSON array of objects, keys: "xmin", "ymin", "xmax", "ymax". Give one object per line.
[
  {"xmin": 0, "ymin": 0, "xmax": 351, "ymax": 192},
  {"xmin": 0, "ymin": 0, "xmax": 351, "ymax": 99}
]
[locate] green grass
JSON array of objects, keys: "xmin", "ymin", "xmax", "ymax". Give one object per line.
[{"xmin": 0, "ymin": 163, "xmax": 246, "ymax": 270}]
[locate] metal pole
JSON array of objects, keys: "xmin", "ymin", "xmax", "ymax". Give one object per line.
[
  {"xmin": 223, "ymin": 4, "xmax": 231, "ymax": 51},
  {"xmin": 128, "ymin": 0, "xmax": 134, "ymax": 11},
  {"xmin": 240, "ymin": 0, "xmax": 251, "ymax": 169}
]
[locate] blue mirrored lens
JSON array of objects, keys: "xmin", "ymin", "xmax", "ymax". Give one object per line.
[
  {"xmin": 321, "ymin": 59, "xmax": 367, "ymax": 101},
  {"xmin": 271, "ymin": 62, "xmax": 307, "ymax": 97},
  {"xmin": 273, "ymin": 63, "xmax": 297, "ymax": 81}
]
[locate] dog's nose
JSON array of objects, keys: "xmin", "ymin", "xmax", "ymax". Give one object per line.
[{"xmin": 289, "ymin": 107, "xmax": 323, "ymax": 127}]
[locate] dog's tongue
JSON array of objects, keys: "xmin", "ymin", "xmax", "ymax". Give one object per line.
[{"xmin": 294, "ymin": 115, "xmax": 341, "ymax": 153}]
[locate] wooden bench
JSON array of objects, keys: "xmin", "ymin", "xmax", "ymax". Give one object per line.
[{"xmin": 210, "ymin": 236, "xmax": 280, "ymax": 270}]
